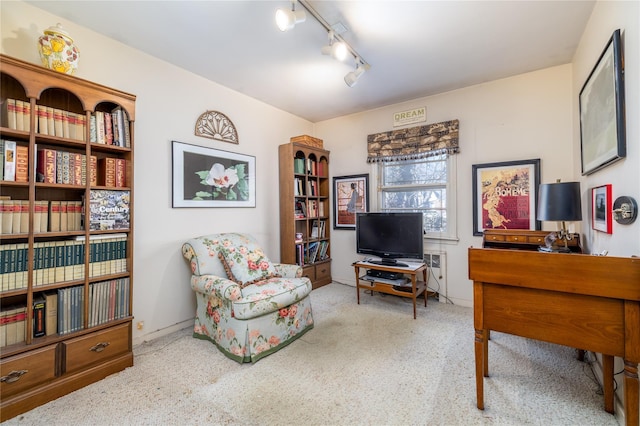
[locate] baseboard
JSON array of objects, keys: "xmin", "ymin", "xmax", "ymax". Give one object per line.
[{"xmin": 132, "ymin": 318, "xmax": 194, "ymax": 346}]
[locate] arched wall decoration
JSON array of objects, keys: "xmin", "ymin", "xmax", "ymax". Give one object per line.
[{"xmin": 194, "ymin": 110, "xmax": 239, "ymax": 144}]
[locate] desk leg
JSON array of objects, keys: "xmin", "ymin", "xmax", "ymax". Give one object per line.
[
  {"xmin": 603, "ymin": 354, "xmax": 614, "ymax": 414},
  {"xmin": 411, "ymin": 275, "xmax": 417, "ymax": 319},
  {"xmin": 354, "ymin": 266, "xmax": 361, "ymax": 305},
  {"xmin": 423, "ymin": 269, "xmax": 427, "ymax": 307},
  {"xmin": 624, "ymin": 359, "xmax": 639, "ymax": 426},
  {"xmin": 475, "ymin": 328, "xmax": 487, "ymax": 410}
]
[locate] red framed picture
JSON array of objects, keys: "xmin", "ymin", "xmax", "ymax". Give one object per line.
[{"xmin": 591, "ymin": 184, "xmax": 612, "ymax": 233}]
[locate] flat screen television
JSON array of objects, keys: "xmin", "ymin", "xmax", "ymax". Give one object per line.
[{"xmin": 355, "ymin": 212, "xmax": 424, "ymax": 267}]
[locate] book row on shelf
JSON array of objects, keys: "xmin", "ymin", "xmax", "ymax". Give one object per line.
[
  {"xmin": 1, "ymin": 98, "xmax": 131, "ymax": 147},
  {"xmin": 293, "ymin": 177, "xmax": 321, "ymax": 197},
  {"xmin": 293, "ymin": 157, "xmax": 325, "ymax": 176},
  {"xmin": 0, "ymin": 277, "xmax": 131, "ymax": 347},
  {"xmin": 0, "ymin": 199, "xmax": 83, "ymax": 234},
  {"xmin": 0, "ymin": 189, "xmax": 130, "ymax": 235},
  {"xmin": 310, "ymin": 219, "xmax": 327, "ymax": 239},
  {"xmin": 295, "ymin": 240, "xmax": 329, "ymax": 266},
  {"xmin": 1, "ymin": 139, "xmax": 128, "ymax": 187},
  {"xmin": 294, "ymin": 199, "xmax": 324, "ymax": 219},
  {"xmin": 0, "ymin": 234, "xmax": 128, "ymax": 292}
]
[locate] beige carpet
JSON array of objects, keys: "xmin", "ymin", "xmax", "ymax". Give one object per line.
[{"xmin": 3, "ymin": 283, "xmax": 620, "ymax": 425}]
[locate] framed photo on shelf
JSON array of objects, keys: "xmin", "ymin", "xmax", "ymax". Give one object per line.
[
  {"xmin": 579, "ymin": 29, "xmax": 626, "ymax": 176},
  {"xmin": 591, "ymin": 184, "xmax": 612, "ymax": 234},
  {"xmin": 172, "ymin": 140, "xmax": 255, "ymax": 208},
  {"xmin": 333, "ymin": 174, "xmax": 369, "ymax": 230},
  {"xmin": 472, "ymin": 159, "xmax": 541, "ymax": 236}
]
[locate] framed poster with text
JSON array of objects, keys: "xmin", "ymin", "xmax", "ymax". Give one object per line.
[{"xmin": 472, "ymin": 159, "xmax": 541, "ymax": 236}]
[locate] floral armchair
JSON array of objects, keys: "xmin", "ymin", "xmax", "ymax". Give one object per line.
[{"xmin": 181, "ymin": 233, "xmax": 314, "ymax": 363}]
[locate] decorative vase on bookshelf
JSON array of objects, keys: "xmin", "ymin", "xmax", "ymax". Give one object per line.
[{"xmin": 37, "ymin": 23, "xmax": 80, "ymax": 75}]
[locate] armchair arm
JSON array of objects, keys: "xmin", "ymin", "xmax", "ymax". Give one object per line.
[
  {"xmin": 190, "ymin": 274, "xmax": 243, "ymax": 301},
  {"xmin": 273, "ymin": 263, "xmax": 303, "ymax": 278}
]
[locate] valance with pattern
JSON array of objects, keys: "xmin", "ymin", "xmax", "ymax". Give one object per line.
[{"xmin": 367, "ymin": 119, "xmax": 459, "ymax": 163}]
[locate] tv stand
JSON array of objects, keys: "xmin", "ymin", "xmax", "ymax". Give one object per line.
[
  {"xmin": 353, "ymin": 261, "xmax": 427, "ymax": 319},
  {"xmin": 367, "ymin": 259, "xmax": 409, "ymax": 267}
]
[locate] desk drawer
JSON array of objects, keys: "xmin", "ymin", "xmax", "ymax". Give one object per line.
[
  {"xmin": 505, "ymin": 235, "xmax": 527, "ymax": 243},
  {"xmin": 62, "ymin": 323, "xmax": 130, "ymax": 374},
  {"xmin": 0, "ymin": 344, "xmax": 57, "ymax": 397},
  {"xmin": 527, "ymin": 235, "xmax": 545, "ymax": 244},
  {"xmin": 485, "ymin": 234, "xmax": 505, "ymax": 242}
]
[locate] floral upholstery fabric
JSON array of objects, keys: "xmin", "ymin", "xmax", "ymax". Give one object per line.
[
  {"xmin": 182, "ymin": 233, "xmax": 314, "ymax": 363},
  {"xmin": 214, "ymin": 233, "xmax": 280, "ymax": 287}
]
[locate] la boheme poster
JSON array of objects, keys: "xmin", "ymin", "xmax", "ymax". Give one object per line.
[{"xmin": 473, "ymin": 159, "xmax": 540, "ymax": 236}]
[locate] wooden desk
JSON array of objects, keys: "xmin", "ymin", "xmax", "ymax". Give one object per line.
[
  {"xmin": 468, "ymin": 248, "xmax": 640, "ymax": 425},
  {"xmin": 354, "ymin": 261, "xmax": 427, "ymax": 319}
]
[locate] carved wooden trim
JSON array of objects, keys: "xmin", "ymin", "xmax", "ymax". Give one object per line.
[{"xmin": 194, "ymin": 110, "xmax": 239, "ymax": 144}]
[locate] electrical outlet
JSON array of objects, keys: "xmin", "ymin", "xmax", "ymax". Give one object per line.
[{"xmin": 136, "ymin": 321, "xmax": 144, "ymax": 330}]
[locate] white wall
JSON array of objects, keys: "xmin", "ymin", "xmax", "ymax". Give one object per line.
[
  {"xmin": 573, "ymin": 1, "xmax": 639, "ymax": 257},
  {"xmin": 316, "ymin": 64, "xmax": 575, "ymax": 306},
  {"xmin": 1, "ymin": 1, "xmax": 314, "ymax": 344}
]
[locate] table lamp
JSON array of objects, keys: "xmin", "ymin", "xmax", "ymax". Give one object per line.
[{"xmin": 536, "ymin": 180, "xmax": 582, "ymax": 253}]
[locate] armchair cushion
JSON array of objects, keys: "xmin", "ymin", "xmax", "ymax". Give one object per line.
[{"xmin": 215, "ymin": 233, "xmax": 280, "ymax": 287}]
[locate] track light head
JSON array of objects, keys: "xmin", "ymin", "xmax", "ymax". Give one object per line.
[
  {"xmin": 321, "ymin": 31, "xmax": 348, "ymax": 61},
  {"xmin": 275, "ymin": 1, "xmax": 306, "ymax": 32},
  {"xmin": 345, "ymin": 60, "xmax": 366, "ymax": 87}
]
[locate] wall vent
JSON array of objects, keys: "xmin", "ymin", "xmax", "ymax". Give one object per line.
[{"xmin": 423, "ymin": 251, "xmax": 448, "ymax": 303}]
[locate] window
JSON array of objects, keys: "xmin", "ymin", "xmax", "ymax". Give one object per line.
[{"xmin": 377, "ymin": 153, "xmax": 457, "ymax": 240}]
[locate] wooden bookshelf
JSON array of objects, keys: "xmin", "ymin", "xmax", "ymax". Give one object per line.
[
  {"xmin": 0, "ymin": 54, "xmax": 135, "ymax": 421},
  {"xmin": 279, "ymin": 141, "xmax": 331, "ymax": 288}
]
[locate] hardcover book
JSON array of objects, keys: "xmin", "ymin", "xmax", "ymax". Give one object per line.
[
  {"xmin": 33, "ymin": 296, "xmax": 46, "ymax": 337},
  {"xmin": 15, "ymin": 145, "xmax": 28, "ymax": 183},
  {"xmin": 1, "ymin": 98, "xmax": 17, "ymax": 129},
  {"xmin": 3, "ymin": 140, "xmax": 16, "ymax": 181},
  {"xmin": 88, "ymin": 190, "xmax": 130, "ymax": 230},
  {"xmin": 15, "ymin": 100, "xmax": 25, "ymax": 132}
]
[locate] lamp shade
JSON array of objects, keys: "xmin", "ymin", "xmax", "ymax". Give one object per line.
[{"xmin": 537, "ymin": 181, "xmax": 582, "ymax": 221}]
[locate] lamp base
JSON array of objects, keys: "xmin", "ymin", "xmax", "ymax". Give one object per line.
[{"xmin": 538, "ymin": 246, "xmax": 572, "ymax": 253}]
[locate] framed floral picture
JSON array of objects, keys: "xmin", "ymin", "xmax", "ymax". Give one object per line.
[
  {"xmin": 172, "ymin": 140, "xmax": 255, "ymax": 207},
  {"xmin": 591, "ymin": 184, "xmax": 612, "ymax": 233},
  {"xmin": 333, "ymin": 174, "xmax": 369, "ymax": 229},
  {"xmin": 472, "ymin": 159, "xmax": 541, "ymax": 236}
]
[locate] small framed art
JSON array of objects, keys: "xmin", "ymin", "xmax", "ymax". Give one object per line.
[
  {"xmin": 172, "ymin": 140, "xmax": 255, "ymax": 208},
  {"xmin": 333, "ymin": 174, "xmax": 369, "ymax": 229},
  {"xmin": 592, "ymin": 184, "xmax": 612, "ymax": 234},
  {"xmin": 472, "ymin": 159, "xmax": 541, "ymax": 236}
]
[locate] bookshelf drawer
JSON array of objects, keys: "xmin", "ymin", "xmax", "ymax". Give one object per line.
[
  {"xmin": 62, "ymin": 323, "xmax": 130, "ymax": 374},
  {"xmin": 0, "ymin": 344, "xmax": 58, "ymax": 397},
  {"xmin": 301, "ymin": 265, "xmax": 315, "ymax": 282},
  {"xmin": 315, "ymin": 263, "xmax": 331, "ymax": 281}
]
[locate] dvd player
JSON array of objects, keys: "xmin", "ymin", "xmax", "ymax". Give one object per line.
[{"xmin": 366, "ymin": 269, "xmax": 404, "ymax": 280}]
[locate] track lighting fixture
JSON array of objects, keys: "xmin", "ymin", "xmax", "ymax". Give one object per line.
[
  {"xmin": 321, "ymin": 31, "xmax": 348, "ymax": 62},
  {"xmin": 275, "ymin": 0, "xmax": 306, "ymax": 32},
  {"xmin": 344, "ymin": 59, "xmax": 367, "ymax": 87},
  {"xmin": 276, "ymin": 0, "xmax": 371, "ymax": 87}
]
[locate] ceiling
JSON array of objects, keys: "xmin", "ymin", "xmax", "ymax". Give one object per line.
[{"xmin": 26, "ymin": 1, "xmax": 596, "ymax": 123}]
